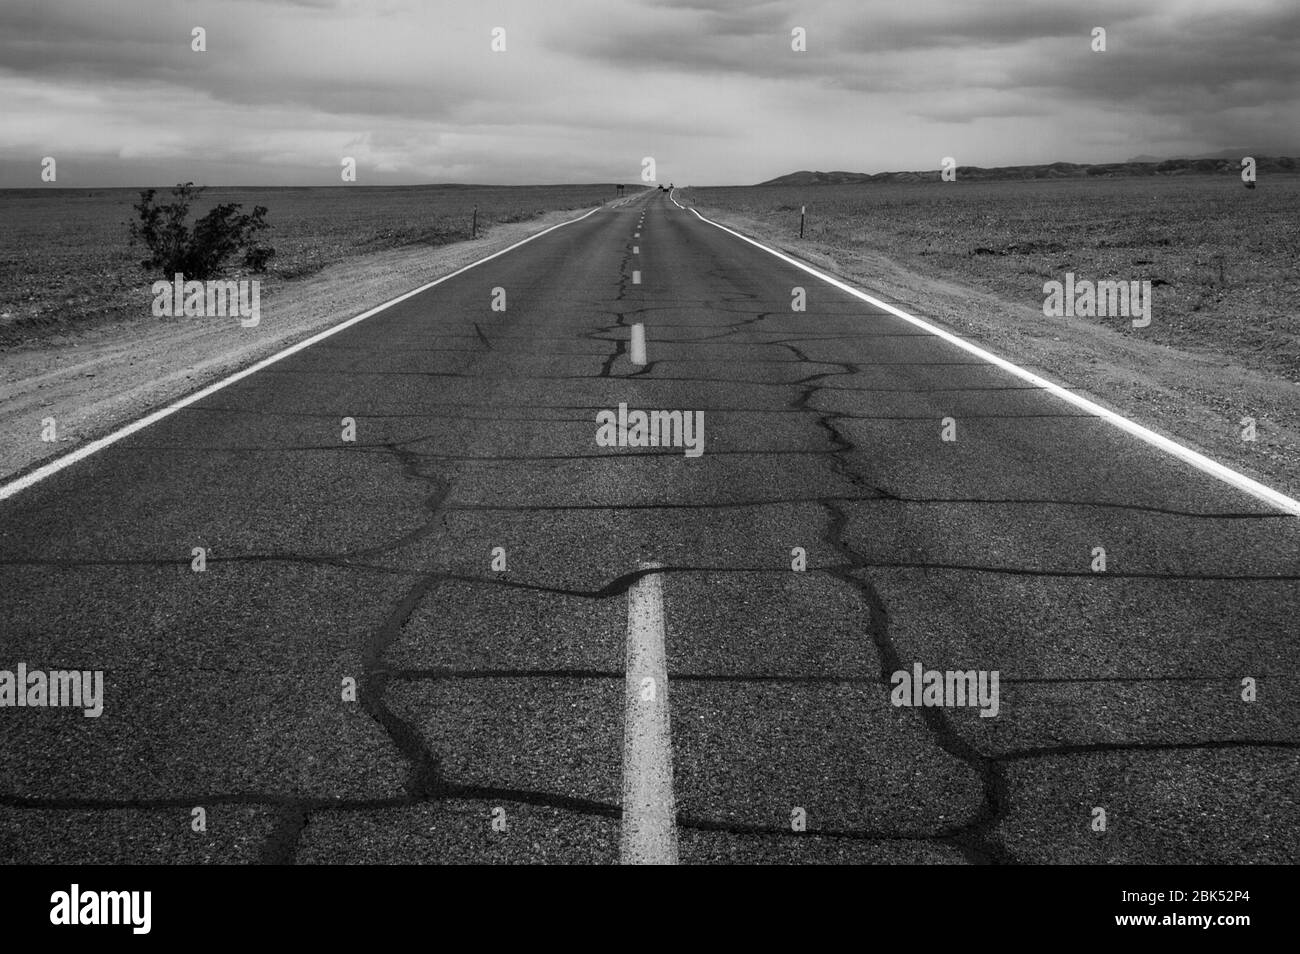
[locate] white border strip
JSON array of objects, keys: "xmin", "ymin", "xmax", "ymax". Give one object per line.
[
  {"xmin": 671, "ymin": 191, "xmax": 1300, "ymax": 517},
  {"xmin": 621, "ymin": 563, "xmax": 678, "ymax": 865},
  {"xmin": 0, "ymin": 206, "xmax": 601, "ymax": 503}
]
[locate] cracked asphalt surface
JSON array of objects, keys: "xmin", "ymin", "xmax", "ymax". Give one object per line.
[{"xmin": 1, "ymin": 191, "xmax": 1297, "ymax": 865}]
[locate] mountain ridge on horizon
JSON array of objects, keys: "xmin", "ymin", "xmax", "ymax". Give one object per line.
[{"xmin": 758, "ymin": 153, "xmax": 1299, "ymax": 186}]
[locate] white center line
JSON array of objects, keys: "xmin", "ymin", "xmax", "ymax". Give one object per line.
[
  {"xmin": 620, "ymin": 564, "xmax": 678, "ymax": 865},
  {"xmin": 630, "ymin": 323, "xmax": 647, "ymax": 365}
]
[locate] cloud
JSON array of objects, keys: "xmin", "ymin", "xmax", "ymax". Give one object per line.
[{"xmin": 0, "ymin": 0, "xmax": 1295, "ymax": 186}]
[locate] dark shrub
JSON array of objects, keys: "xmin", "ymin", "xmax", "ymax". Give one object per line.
[{"xmin": 130, "ymin": 183, "xmax": 274, "ymax": 279}]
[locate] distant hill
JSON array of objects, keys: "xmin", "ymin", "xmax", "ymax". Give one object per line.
[
  {"xmin": 758, "ymin": 156, "xmax": 1298, "ymax": 186},
  {"xmin": 1126, "ymin": 148, "xmax": 1300, "ymax": 162}
]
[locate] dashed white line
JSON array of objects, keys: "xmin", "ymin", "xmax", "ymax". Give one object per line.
[
  {"xmin": 671, "ymin": 191, "xmax": 1300, "ymax": 518},
  {"xmin": 632, "ymin": 270, "xmax": 641, "ymax": 284},
  {"xmin": 620, "ymin": 564, "xmax": 678, "ymax": 865},
  {"xmin": 630, "ymin": 323, "xmax": 647, "ymax": 365}
]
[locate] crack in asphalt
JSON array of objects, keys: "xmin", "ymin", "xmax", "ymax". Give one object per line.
[{"xmin": 5, "ymin": 203, "xmax": 1295, "ymax": 866}]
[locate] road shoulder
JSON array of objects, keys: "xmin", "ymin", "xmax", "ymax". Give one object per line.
[{"xmin": 0, "ymin": 209, "xmax": 593, "ymax": 482}]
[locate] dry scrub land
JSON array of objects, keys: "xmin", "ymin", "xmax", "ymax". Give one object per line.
[
  {"xmin": 680, "ymin": 176, "xmax": 1300, "ymax": 499},
  {"xmin": 0, "ymin": 185, "xmax": 614, "ymax": 480},
  {"xmin": 0, "ymin": 184, "xmax": 607, "ymax": 344}
]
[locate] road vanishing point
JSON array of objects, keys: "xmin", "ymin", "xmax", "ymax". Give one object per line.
[{"xmin": 1, "ymin": 190, "xmax": 1297, "ymax": 865}]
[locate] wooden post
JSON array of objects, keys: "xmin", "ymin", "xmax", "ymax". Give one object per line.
[{"xmin": 800, "ymin": 205, "xmax": 805, "ymax": 238}]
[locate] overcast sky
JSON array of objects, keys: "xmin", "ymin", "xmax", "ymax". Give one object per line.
[{"xmin": 1, "ymin": 0, "xmax": 1297, "ymax": 187}]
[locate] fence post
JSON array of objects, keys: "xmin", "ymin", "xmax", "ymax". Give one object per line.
[{"xmin": 800, "ymin": 205, "xmax": 805, "ymax": 238}]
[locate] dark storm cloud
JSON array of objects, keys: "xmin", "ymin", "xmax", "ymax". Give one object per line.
[
  {"xmin": 1001, "ymin": 3, "xmax": 1300, "ymax": 105},
  {"xmin": 833, "ymin": 1, "xmax": 1139, "ymax": 53},
  {"xmin": 0, "ymin": 0, "xmax": 473, "ymax": 120},
  {"xmin": 543, "ymin": 1, "xmax": 815, "ymax": 78},
  {"xmin": 556, "ymin": 0, "xmax": 1299, "ymax": 117},
  {"xmin": 552, "ymin": 0, "xmax": 1134, "ymax": 76}
]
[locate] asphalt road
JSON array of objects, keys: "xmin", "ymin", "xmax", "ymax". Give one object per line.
[{"xmin": 0, "ymin": 190, "xmax": 1297, "ymax": 865}]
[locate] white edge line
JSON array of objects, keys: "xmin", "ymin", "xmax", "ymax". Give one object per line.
[
  {"xmin": 0, "ymin": 206, "xmax": 603, "ymax": 503},
  {"xmin": 672, "ymin": 190, "xmax": 1300, "ymax": 518}
]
